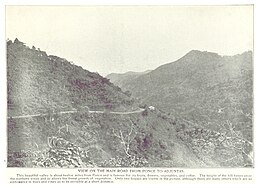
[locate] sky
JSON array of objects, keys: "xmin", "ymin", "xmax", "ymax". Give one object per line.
[{"xmin": 6, "ymin": 5, "xmax": 253, "ymax": 76}]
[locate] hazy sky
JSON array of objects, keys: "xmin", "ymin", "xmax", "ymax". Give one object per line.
[{"xmin": 6, "ymin": 6, "xmax": 253, "ymax": 76}]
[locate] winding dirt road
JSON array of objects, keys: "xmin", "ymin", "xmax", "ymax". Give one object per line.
[{"xmin": 7, "ymin": 108, "xmax": 145, "ymax": 119}]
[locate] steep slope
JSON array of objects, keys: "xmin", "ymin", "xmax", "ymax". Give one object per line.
[
  {"xmin": 7, "ymin": 40, "xmax": 252, "ymax": 168},
  {"xmin": 119, "ymin": 50, "xmax": 253, "ymax": 167},
  {"xmin": 7, "ymin": 39, "xmax": 136, "ymax": 117},
  {"xmin": 7, "ymin": 39, "xmax": 213, "ymax": 168},
  {"xmin": 106, "ymin": 70, "xmax": 151, "ymax": 89}
]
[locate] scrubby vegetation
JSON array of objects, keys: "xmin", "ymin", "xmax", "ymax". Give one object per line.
[
  {"xmin": 7, "ymin": 108, "xmax": 177, "ymax": 167},
  {"xmin": 7, "ymin": 38, "xmax": 135, "ymax": 116},
  {"xmin": 6, "ymin": 39, "xmax": 177, "ymax": 167},
  {"xmin": 117, "ymin": 50, "xmax": 253, "ymax": 167},
  {"xmin": 176, "ymin": 125, "xmax": 253, "ymax": 167},
  {"xmin": 7, "ymin": 39, "xmax": 253, "ymax": 168}
]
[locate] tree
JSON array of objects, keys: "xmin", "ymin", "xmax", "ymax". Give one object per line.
[
  {"xmin": 220, "ymin": 120, "xmax": 253, "ymax": 166},
  {"xmin": 141, "ymin": 109, "xmax": 148, "ymax": 116},
  {"xmin": 124, "ymin": 90, "xmax": 132, "ymax": 97},
  {"xmin": 14, "ymin": 38, "xmax": 25, "ymax": 45},
  {"xmin": 7, "ymin": 39, "xmax": 12, "ymax": 46},
  {"xmin": 112, "ymin": 123, "xmax": 136, "ymax": 157}
]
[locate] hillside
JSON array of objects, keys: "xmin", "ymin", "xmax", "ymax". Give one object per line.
[
  {"xmin": 106, "ymin": 70, "xmax": 151, "ymax": 89},
  {"xmin": 7, "ymin": 39, "xmax": 137, "ymax": 117},
  {"xmin": 6, "ymin": 39, "xmax": 202, "ymax": 168},
  {"xmin": 7, "ymin": 40, "xmax": 252, "ymax": 168},
  {"xmin": 114, "ymin": 50, "xmax": 253, "ymax": 167}
]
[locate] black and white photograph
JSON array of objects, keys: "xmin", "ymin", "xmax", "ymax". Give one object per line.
[{"xmin": 5, "ymin": 5, "xmax": 253, "ymax": 169}]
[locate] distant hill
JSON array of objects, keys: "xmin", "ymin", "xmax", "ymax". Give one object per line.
[
  {"xmin": 6, "ymin": 39, "xmax": 208, "ymax": 168},
  {"xmin": 7, "ymin": 40, "xmax": 252, "ymax": 168},
  {"xmin": 118, "ymin": 50, "xmax": 253, "ymax": 160},
  {"xmin": 106, "ymin": 70, "xmax": 151, "ymax": 88}
]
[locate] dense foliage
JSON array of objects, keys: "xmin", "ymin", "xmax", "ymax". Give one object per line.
[
  {"xmin": 7, "ymin": 39, "xmax": 134, "ymax": 117},
  {"xmin": 7, "ymin": 39, "xmax": 253, "ymax": 168},
  {"xmin": 117, "ymin": 50, "xmax": 253, "ymax": 166}
]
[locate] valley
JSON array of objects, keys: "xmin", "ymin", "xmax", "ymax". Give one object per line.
[{"xmin": 7, "ymin": 39, "xmax": 253, "ymax": 168}]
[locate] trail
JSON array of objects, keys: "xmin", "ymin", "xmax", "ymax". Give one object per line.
[{"xmin": 7, "ymin": 108, "xmax": 145, "ymax": 119}]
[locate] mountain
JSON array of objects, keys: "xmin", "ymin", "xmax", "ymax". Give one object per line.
[
  {"xmin": 116, "ymin": 50, "xmax": 253, "ymax": 166},
  {"xmin": 106, "ymin": 70, "xmax": 151, "ymax": 88},
  {"xmin": 6, "ymin": 39, "xmax": 207, "ymax": 168},
  {"xmin": 7, "ymin": 40, "xmax": 252, "ymax": 168},
  {"xmin": 7, "ymin": 39, "xmax": 137, "ymax": 116}
]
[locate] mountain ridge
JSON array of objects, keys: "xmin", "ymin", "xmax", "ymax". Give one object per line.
[
  {"xmin": 106, "ymin": 70, "xmax": 152, "ymax": 89},
  {"xmin": 7, "ymin": 39, "xmax": 253, "ymax": 168},
  {"xmin": 6, "ymin": 39, "xmax": 206, "ymax": 168},
  {"xmin": 111, "ymin": 49, "xmax": 253, "ymax": 167}
]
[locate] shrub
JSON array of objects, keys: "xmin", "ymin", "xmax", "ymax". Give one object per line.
[
  {"xmin": 33, "ymin": 137, "xmax": 96, "ymax": 168},
  {"xmin": 141, "ymin": 109, "xmax": 148, "ymax": 116}
]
